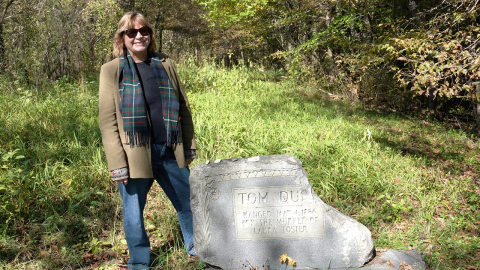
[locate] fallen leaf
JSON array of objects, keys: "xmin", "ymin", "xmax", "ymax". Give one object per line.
[
  {"xmin": 400, "ymin": 261, "xmax": 413, "ymax": 270},
  {"xmin": 81, "ymin": 252, "xmax": 94, "ymax": 260}
]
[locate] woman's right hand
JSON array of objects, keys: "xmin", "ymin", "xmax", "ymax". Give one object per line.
[
  {"xmin": 114, "ymin": 178, "xmax": 129, "ymax": 185},
  {"xmin": 111, "ymin": 167, "xmax": 129, "ymax": 185}
]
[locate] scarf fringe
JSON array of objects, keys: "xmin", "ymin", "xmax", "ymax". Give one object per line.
[
  {"xmin": 125, "ymin": 131, "xmax": 150, "ymax": 147},
  {"xmin": 125, "ymin": 127, "xmax": 179, "ymax": 148},
  {"xmin": 166, "ymin": 125, "xmax": 181, "ymax": 147}
]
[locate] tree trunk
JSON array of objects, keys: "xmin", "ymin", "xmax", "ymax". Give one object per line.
[
  {"xmin": 0, "ymin": 0, "xmax": 15, "ymax": 66},
  {"xmin": 428, "ymin": 88, "xmax": 437, "ymax": 120},
  {"xmin": 473, "ymin": 101, "xmax": 480, "ymax": 123},
  {"xmin": 405, "ymin": 0, "xmax": 422, "ymax": 23},
  {"xmin": 363, "ymin": 15, "xmax": 373, "ymax": 42},
  {"xmin": 325, "ymin": 5, "xmax": 335, "ymax": 28},
  {"xmin": 472, "ymin": 84, "xmax": 480, "ymax": 133},
  {"xmin": 428, "ymin": 88, "xmax": 437, "ymax": 110},
  {"xmin": 154, "ymin": 10, "xmax": 165, "ymax": 52},
  {"xmin": 0, "ymin": 22, "xmax": 4, "ymax": 66},
  {"xmin": 195, "ymin": 46, "xmax": 198, "ymax": 63},
  {"xmin": 157, "ymin": 27, "xmax": 163, "ymax": 52},
  {"xmin": 240, "ymin": 44, "xmax": 244, "ymax": 65}
]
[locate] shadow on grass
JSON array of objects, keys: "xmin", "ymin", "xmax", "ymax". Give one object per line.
[
  {"xmin": 293, "ymin": 90, "xmax": 474, "ymax": 166},
  {"xmin": 3, "ymin": 189, "xmax": 120, "ymax": 268},
  {"xmin": 257, "ymin": 91, "xmax": 345, "ymax": 122}
]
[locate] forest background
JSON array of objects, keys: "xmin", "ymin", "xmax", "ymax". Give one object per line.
[
  {"xmin": 0, "ymin": 0, "xmax": 479, "ymax": 269},
  {"xmin": 2, "ymin": 0, "xmax": 480, "ymax": 113}
]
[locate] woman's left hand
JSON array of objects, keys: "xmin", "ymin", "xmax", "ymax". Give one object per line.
[{"xmin": 185, "ymin": 158, "xmax": 194, "ymax": 166}]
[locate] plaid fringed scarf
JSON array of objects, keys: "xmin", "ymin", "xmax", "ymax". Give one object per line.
[{"xmin": 118, "ymin": 52, "xmax": 180, "ymax": 147}]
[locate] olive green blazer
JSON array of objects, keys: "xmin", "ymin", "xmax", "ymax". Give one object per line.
[{"xmin": 99, "ymin": 52, "xmax": 196, "ymax": 178}]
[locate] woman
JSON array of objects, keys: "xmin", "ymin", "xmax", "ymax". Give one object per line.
[{"xmin": 99, "ymin": 12, "xmax": 197, "ymax": 269}]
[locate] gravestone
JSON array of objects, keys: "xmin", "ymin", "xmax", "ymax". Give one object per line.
[{"xmin": 190, "ymin": 155, "xmax": 375, "ymax": 270}]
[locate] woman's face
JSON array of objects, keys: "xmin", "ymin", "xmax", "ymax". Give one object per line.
[{"xmin": 124, "ymin": 21, "xmax": 150, "ymax": 61}]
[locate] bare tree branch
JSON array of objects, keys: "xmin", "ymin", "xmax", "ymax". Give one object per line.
[{"xmin": 0, "ymin": 0, "xmax": 14, "ymax": 24}]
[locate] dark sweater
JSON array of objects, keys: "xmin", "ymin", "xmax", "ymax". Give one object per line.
[{"xmin": 136, "ymin": 60, "xmax": 166, "ymax": 144}]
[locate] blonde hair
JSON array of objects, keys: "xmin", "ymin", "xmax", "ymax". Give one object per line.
[{"xmin": 113, "ymin": 12, "xmax": 157, "ymax": 57}]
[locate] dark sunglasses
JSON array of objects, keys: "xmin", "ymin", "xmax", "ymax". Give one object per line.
[{"xmin": 124, "ymin": 26, "xmax": 151, "ymax": 38}]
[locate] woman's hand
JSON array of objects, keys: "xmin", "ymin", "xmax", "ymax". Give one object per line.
[
  {"xmin": 114, "ymin": 178, "xmax": 128, "ymax": 185},
  {"xmin": 184, "ymin": 149, "xmax": 196, "ymax": 167},
  {"xmin": 185, "ymin": 158, "xmax": 194, "ymax": 167},
  {"xmin": 111, "ymin": 167, "xmax": 129, "ymax": 185}
]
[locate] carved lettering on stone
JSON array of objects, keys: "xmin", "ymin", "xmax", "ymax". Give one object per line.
[{"xmin": 233, "ymin": 186, "xmax": 325, "ymax": 240}]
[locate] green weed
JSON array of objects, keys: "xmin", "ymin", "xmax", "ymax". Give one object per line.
[{"xmin": 0, "ymin": 61, "xmax": 479, "ymax": 269}]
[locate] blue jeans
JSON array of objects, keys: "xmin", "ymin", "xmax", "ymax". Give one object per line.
[{"xmin": 117, "ymin": 143, "xmax": 195, "ymax": 269}]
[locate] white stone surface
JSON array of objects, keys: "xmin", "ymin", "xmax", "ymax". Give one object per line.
[{"xmin": 190, "ymin": 155, "xmax": 375, "ymax": 270}]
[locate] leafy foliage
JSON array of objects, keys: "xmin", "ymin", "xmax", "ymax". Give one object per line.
[
  {"xmin": 2, "ymin": 0, "xmax": 122, "ymax": 84},
  {"xmin": 194, "ymin": 0, "xmax": 480, "ymax": 113},
  {"xmin": 386, "ymin": 0, "xmax": 480, "ymax": 98}
]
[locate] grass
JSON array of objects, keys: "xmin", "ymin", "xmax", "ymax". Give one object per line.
[{"xmin": 0, "ymin": 59, "xmax": 479, "ymax": 269}]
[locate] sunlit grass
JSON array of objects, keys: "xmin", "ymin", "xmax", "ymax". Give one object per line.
[{"xmin": 0, "ymin": 61, "xmax": 479, "ymax": 269}]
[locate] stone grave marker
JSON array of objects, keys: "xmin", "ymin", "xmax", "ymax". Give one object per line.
[{"xmin": 190, "ymin": 155, "xmax": 375, "ymax": 270}]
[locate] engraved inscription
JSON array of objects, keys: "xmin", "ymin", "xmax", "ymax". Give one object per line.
[{"xmin": 233, "ymin": 186, "xmax": 325, "ymax": 240}]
